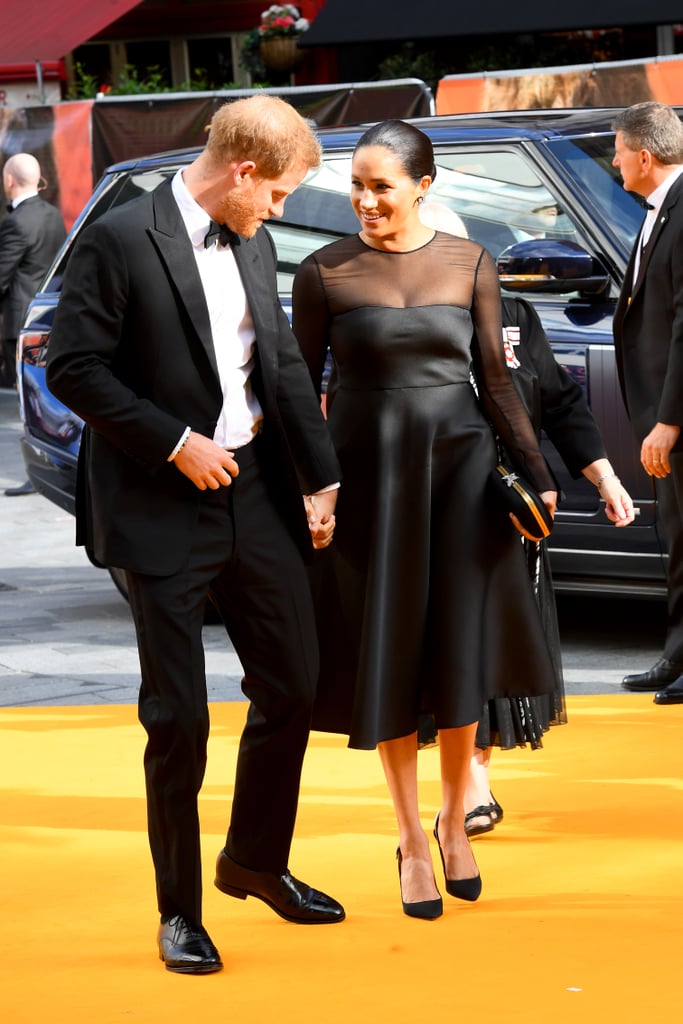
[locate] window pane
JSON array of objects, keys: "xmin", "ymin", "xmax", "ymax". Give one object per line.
[
  {"xmin": 427, "ymin": 149, "xmax": 577, "ymax": 257},
  {"xmin": 186, "ymin": 38, "xmax": 235, "ymax": 88}
]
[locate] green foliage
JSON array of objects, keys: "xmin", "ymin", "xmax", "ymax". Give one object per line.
[
  {"xmin": 66, "ymin": 61, "xmax": 99, "ymax": 99},
  {"xmin": 378, "ymin": 48, "xmax": 439, "ymax": 92},
  {"xmin": 110, "ymin": 64, "xmax": 169, "ymax": 94},
  {"xmin": 67, "ymin": 62, "xmax": 239, "ymax": 99}
]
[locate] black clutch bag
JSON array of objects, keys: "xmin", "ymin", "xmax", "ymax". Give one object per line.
[{"xmin": 488, "ymin": 462, "xmax": 553, "ymax": 542}]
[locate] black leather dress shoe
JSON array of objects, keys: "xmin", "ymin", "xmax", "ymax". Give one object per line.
[
  {"xmin": 157, "ymin": 915, "xmax": 223, "ymax": 974},
  {"xmin": 622, "ymin": 657, "xmax": 683, "ymax": 692},
  {"xmin": 215, "ymin": 849, "xmax": 345, "ymax": 924},
  {"xmin": 654, "ymin": 675, "xmax": 683, "ymax": 705},
  {"xmin": 4, "ymin": 481, "xmax": 35, "ymax": 496}
]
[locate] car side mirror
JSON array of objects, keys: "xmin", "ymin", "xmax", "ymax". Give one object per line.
[{"xmin": 497, "ymin": 239, "xmax": 610, "ymax": 295}]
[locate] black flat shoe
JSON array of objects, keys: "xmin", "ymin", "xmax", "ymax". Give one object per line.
[
  {"xmin": 215, "ymin": 849, "xmax": 345, "ymax": 924},
  {"xmin": 434, "ymin": 813, "xmax": 482, "ymax": 902},
  {"xmin": 157, "ymin": 915, "xmax": 223, "ymax": 974},
  {"xmin": 396, "ymin": 848, "xmax": 443, "ymax": 920},
  {"xmin": 464, "ymin": 805, "xmax": 495, "ymax": 837}
]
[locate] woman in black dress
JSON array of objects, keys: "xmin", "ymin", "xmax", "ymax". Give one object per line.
[{"xmin": 292, "ymin": 121, "xmax": 558, "ymax": 919}]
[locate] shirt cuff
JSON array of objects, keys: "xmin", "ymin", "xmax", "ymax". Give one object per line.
[
  {"xmin": 167, "ymin": 426, "xmax": 191, "ymax": 462},
  {"xmin": 304, "ymin": 482, "xmax": 340, "ymax": 497}
]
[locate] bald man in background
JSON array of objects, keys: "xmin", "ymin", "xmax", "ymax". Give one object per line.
[{"xmin": 1, "ymin": 152, "xmax": 66, "ymax": 493}]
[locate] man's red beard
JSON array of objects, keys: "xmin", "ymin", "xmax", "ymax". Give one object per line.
[{"xmin": 217, "ymin": 190, "xmax": 265, "ymax": 239}]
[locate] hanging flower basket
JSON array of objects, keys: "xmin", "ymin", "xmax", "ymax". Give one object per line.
[
  {"xmin": 253, "ymin": 6, "xmax": 310, "ymax": 73},
  {"xmin": 259, "ymin": 35, "xmax": 306, "ymax": 72}
]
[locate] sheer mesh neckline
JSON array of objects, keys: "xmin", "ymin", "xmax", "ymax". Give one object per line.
[{"xmin": 356, "ymin": 230, "xmax": 437, "ymax": 255}]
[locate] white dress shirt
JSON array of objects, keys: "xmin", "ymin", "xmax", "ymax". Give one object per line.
[{"xmin": 171, "ymin": 169, "xmax": 263, "ymax": 450}]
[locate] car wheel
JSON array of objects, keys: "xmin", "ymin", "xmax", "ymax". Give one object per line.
[{"xmin": 106, "ymin": 566, "xmax": 223, "ymax": 624}]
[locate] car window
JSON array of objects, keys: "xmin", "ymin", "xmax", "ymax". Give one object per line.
[
  {"xmin": 427, "ymin": 148, "xmax": 579, "ymax": 257},
  {"xmin": 269, "ymin": 223, "xmax": 348, "ymax": 294},
  {"xmin": 273, "ymin": 160, "xmax": 358, "ymax": 291},
  {"xmin": 546, "ymin": 135, "xmax": 643, "ymax": 249}
]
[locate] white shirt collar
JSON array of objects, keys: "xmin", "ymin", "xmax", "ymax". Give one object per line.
[
  {"xmin": 171, "ymin": 168, "xmax": 213, "ymax": 249},
  {"xmin": 646, "ymin": 165, "xmax": 683, "ymax": 212},
  {"xmin": 10, "ymin": 190, "xmax": 39, "ymax": 209}
]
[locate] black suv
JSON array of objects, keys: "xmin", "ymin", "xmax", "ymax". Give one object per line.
[{"xmin": 17, "ymin": 108, "xmax": 669, "ymax": 599}]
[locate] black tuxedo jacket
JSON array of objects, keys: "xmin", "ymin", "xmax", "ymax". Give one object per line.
[
  {"xmin": 613, "ymin": 173, "xmax": 683, "ymax": 448},
  {"xmin": 0, "ymin": 195, "xmax": 66, "ymax": 338},
  {"xmin": 46, "ymin": 180, "xmax": 341, "ymax": 575}
]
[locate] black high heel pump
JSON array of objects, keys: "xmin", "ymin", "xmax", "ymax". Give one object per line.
[
  {"xmin": 396, "ymin": 849, "xmax": 443, "ymax": 920},
  {"xmin": 433, "ymin": 813, "xmax": 482, "ymax": 902}
]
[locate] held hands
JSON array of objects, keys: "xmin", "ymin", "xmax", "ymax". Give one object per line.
[
  {"xmin": 173, "ymin": 431, "xmax": 240, "ymax": 489},
  {"xmin": 510, "ymin": 490, "xmax": 557, "ymax": 541},
  {"xmin": 641, "ymin": 423, "xmax": 680, "ymax": 479},
  {"xmin": 304, "ymin": 490, "xmax": 337, "ymax": 549}
]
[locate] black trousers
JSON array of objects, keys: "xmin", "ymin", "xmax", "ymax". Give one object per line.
[
  {"xmin": 655, "ymin": 450, "xmax": 683, "ymax": 664},
  {"xmin": 126, "ymin": 439, "xmax": 319, "ymax": 925}
]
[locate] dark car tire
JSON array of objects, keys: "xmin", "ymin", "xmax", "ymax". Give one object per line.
[{"xmin": 107, "ymin": 566, "xmax": 223, "ymax": 624}]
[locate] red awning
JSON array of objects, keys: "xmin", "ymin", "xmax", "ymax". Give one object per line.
[{"xmin": 0, "ymin": 0, "xmax": 143, "ymax": 63}]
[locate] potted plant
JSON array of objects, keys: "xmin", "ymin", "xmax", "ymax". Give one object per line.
[{"xmin": 257, "ymin": 5, "xmax": 310, "ymax": 72}]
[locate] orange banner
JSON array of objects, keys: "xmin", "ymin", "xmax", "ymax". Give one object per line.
[
  {"xmin": 52, "ymin": 100, "xmax": 94, "ymax": 231},
  {"xmin": 437, "ymin": 56, "xmax": 683, "ymax": 115}
]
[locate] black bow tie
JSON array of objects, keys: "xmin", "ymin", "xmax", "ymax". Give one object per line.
[
  {"xmin": 6, "ymin": 202, "xmax": 14, "ymax": 214},
  {"xmin": 630, "ymin": 192, "xmax": 654, "ymax": 210},
  {"xmin": 204, "ymin": 220, "xmax": 237, "ymax": 248}
]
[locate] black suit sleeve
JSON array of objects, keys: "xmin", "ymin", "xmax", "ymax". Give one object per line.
[
  {"xmin": 503, "ymin": 297, "xmax": 606, "ymax": 478},
  {"xmin": 0, "ymin": 216, "xmax": 26, "ymax": 295},
  {"xmin": 47, "ymin": 219, "xmax": 189, "ymax": 470}
]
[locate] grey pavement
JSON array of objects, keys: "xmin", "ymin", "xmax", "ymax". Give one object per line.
[
  {"xmin": 0, "ymin": 386, "xmax": 665, "ymax": 708},
  {"xmin": 0, "ymin": 386, "xmax": 245, "ymax": 707}
]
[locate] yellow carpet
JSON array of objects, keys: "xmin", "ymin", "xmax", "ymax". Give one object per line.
[{"xmin": 1, "ymin": 696, "xmax": 681, "ymax": 1023}]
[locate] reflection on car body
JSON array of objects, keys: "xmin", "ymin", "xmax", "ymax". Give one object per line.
[{"xmin": 17, "ymin": 107, "xmax": 679, "ymax": 598}]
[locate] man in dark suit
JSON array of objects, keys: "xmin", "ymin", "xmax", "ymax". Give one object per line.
[
  {"xmin": 46, "ymin": 95, "xmax": 345, "ymax": 975},
  {"xmin": 612, "ymin": 102, "xmax": 683, "ymax": 706},
  {"xmin": 1, "ymin": 152, "xmax": 66, "ymax": 493}
]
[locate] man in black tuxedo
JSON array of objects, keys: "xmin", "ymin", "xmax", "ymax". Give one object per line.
[
  {"xmin": 46, "ymin": 95, "xmax": 345, "ymax": 974},
  {"xmin": 1, "ymin": 153, "xmax": 65, "ymax": 387},
  {"xmin": 612, "ymin": 102, "xmax": 683, "ymax": 706},
  {"xmin": 1, "ymin": 152, "xmax": 66, "ymax": 493}
]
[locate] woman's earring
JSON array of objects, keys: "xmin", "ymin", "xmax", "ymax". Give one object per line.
[{"xmin": 416, "ymin": 195, "xmax": 424, "ymax": 204}]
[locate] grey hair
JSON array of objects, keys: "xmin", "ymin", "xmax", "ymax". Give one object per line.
[{"xmin": 613, "ymin": 102, "xmax": 683, "ymax": 165}]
